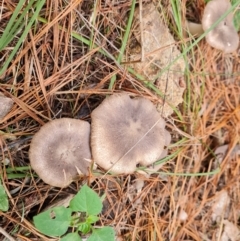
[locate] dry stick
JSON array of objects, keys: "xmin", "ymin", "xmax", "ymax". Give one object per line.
[
  {"xmin": 70, "ymin": 0, "xmax": 74, "ymax": 86},
  {"xmin": 161, "ymin": 46, "xmax": 173, "ymax": 117},
  {"xmin": 0, "ymin": 227, "xmax": 16, "ymax": 241},
  {"xmin": 139, "ymin": 0, "xmax": 144, "ymax": 62}
]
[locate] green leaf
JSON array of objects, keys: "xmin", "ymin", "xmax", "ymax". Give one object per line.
[
  {"xmin": 60, "ymin": 232, "xmax": 82, "ymax": 241},
  {"xmin": 87, "ymin": 227, "xmax": 115, "ymax": 241},
  {"xmin": 86, "ymin": 215, "xmax": 99, "ymax": 224},
  {"xmin": 78, "ymin": 222, "xmax": 91, "ymax": 234},
  {"xmin": 108, "ymin": 0, "xmax": 136, "ymax": 89},
  {"xmin": 33, "ymin": 207, "xmax": 72, "ymax": 236},
  {"xmin": 70, "ymin": 185, "xmax": 102, "ymax": 215},
  {"xmin": 0, "ymin": 184, "xmax": 9, "ymax": 211}
]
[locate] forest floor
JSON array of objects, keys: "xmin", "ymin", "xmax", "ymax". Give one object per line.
[{"xmin": 0, "ymin": 0, "xmax": 240, "ymax": 240}]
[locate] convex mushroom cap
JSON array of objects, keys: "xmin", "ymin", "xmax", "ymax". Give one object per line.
[
  {"xmin": 202, "ymin": 0, "xmax": 239, "ymax": 53},
  {"xmin": 29, "ymin": 118, "xmax": 91, "ymax": 187},
  {"xmin": 91, "ymin": 94, "xmax": 171, "ymax": 174}
]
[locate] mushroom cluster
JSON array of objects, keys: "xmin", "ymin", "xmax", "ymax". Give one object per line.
[
  {"xmin": 29, "ymin": 94, "xmax": 171, "ymax": 187},
  {"xmin": 186, "ymin": 0, "xmax": 239, "ymax": 53}
]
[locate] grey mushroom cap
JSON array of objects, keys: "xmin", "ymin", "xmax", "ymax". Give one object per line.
[
  {"xmin": 29, "ymin": 118, "xmax": 91, "ymax": 187},
  {"xmin": 0, "ymin": 93, "xmax": 13, "ymax": 119},
  {"xmin": 202, "ymin": 0, "xmax": 239, "ymax": 53},
  {"xmin": 91, "ymin": 94, "xmax": 171, "ymax": 174}
]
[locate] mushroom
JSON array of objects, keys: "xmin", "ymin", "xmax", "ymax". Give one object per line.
[
  {"xmin": 202, "ymin": 0, "xmax": 239, "ymax": 53},
  {"xmin": 0, "ymin": 93, "xmax": 13, "ymax": 119},
  {"xmin": 185, "ymin": 0, "xmax": 239, "ymax": 53},
  {"xmin": 91, "ymin": 93, "xmax": 171, "ymax": 174},
  {"xmin": 29, "ymin": 118, "xmax": 91, "ymax": 187}
]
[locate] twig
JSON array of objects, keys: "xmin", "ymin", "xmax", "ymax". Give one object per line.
[
  {"xmin": 0, "ymin": 227, "xmax": 16, "ymax": 241},
  {"xmin": 139, "ymin": 0, "xmax": 144, "ymax": 62},
  {"xmin": 0, "ymin": 136, "xmax": 32, "ymax": 154}
]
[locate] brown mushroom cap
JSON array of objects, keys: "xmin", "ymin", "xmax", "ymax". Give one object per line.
[
  {"xmin": 202, "ymin": 0, "xmax": 239, "ymax": 53},
  {"xmin": 91, "ymin": 94, "xmax": 171, "ymax": 174},
  {"xmin": 29, "ymin": 118, "xmax": 91, "ymax": 187}
]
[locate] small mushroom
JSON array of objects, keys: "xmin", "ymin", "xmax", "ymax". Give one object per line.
[
  {"xmin": 0, "ymin": 93, "xmax": 13, "ymax": 120},
  {"xmin": 91, "ymin": 93, "xmax": 171, "ymax": 174},
  {"xmin": 29, "ymin": 118, "xmax": 91, "ymax": 187},
  {"xmin": 202, "ymin": 0, "xmax": 239, "ymax": 53}
]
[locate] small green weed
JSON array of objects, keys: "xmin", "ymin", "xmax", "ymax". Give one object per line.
[
  {"xmin": 33, "ymin": 184, "xmax": 115, "ymax": 241},
  {"xmin": 0, "ymin": 180, "xmax": 9, "ymax": 212}
]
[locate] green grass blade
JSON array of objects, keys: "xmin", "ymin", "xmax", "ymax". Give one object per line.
[
  {"xmin": 0, "ymin": 0, "xmax": 46, "ymax": 76},
  {"xmin": 170, "ymin": 0, "xmax": 183, "ymax": 37},
  {"xmin": 108, "ymin": 0, "xmax": 136, "ymax": 90},
  {"xmin": 6, "ymin": 173, "xmax": 34, "ymax": 179},
  {"xmin": 157, "ymin": 168, "xmax": 220, "ymax": 177},
  {"xmin": 6, "ymin": 166, "xmax": 31, "ymax": 173},
  {"xmin": 0, "ymin": 0, "xmax": 36, "ymax": 50},
  {"xmin": 0, "ymin": 0, "xmax": 26, "ymax": 49}
]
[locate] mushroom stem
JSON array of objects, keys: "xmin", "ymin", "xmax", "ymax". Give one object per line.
[{"xmin": 185, "ymin": 21, "xmax": 204, "ymax": 37}]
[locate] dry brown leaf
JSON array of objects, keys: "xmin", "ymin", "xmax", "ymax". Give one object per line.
[{"xmin": 127, "ymin": 3, "xmax": 186, "ymax": 117}]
